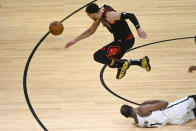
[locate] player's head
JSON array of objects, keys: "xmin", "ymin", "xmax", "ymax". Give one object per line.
[
  {"xmin": 86, "ymin": 3, "xmax": 100, "ymax": 20},
  {"xmin": 120, "ymin": 104, "xmax": 133, "ymax": 118}
]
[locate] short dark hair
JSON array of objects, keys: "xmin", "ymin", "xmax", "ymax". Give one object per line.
[
  {"xmin": 86, "ymin": 3, "xmax": 99, "ymax": 14},
  {"xmin": 120, "ymin": 105, "xmax": 133, "ymax": 118}
]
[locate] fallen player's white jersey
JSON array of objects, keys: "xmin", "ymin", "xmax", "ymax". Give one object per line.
[{"xmin": 136, "ymin": 96, "xmax": 196, "ymax": 128}]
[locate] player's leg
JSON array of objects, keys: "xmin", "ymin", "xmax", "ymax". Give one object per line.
[
  {"xmin": 140, "ymin": 56, "xmax": 151, "ymax": 72},
  {"xmin": 112, "ymin": 38, "xmax": 151, "ymax": 79},
  {"xmin": 93, "ymin": 41, "xmax": 127, "ymax": 67},
  {"xmin": 188, "ymin": 95, "xmax": 196, "ymax": 103},
  {"xmin": 112, "ymin": 38, "xmax": 139, "ymax": 79},
  {"xmin": 183, "ymin": 95, "xmax": 196, "ymax": 121},
  {"xmin": 93, "ymin": 48, "xmax": 111, "ymax": 65},
  {"xmin": 118, "ymin": 38, "xmax": 151, "ymax": 72},
  {"xmin": 94, "ymin": 40, "xmax": 142, "ymax": 79},
  {"xmin": 167, "ymin": 96, "xmax": 196, "ymax": 124},
  {"xmin": 168, "ymin": 96, "xmax": 196, "ymax": 111},
  {"xmin": 110, "ymin": 38, "xmax": 145, "ymax": 79},
  {"xmin": 93, "ymin": 42, "xmax": 130, "ymax": 79},
  {"xmin": 188, "ymin": 95, "xmax": 196, "ymax": 109},
  {"xmin": 192, "ymin": 108, "xmax": 196, "ymax": 119},
  {"xmin": 115, "ymin": 38, "xmax": 140, "ymax": 66},
  {"xmin": 188, "ymin": 95, "xmax": 196, "ymax": 118},
  {"xmin": 176, "ymin": 110, "xmax": 195, "ymax": 124}
]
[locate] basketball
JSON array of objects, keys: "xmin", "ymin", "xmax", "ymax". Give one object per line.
[{"xmin": 49, "ymin": 21, "xmax": 64, "ymax": 35}]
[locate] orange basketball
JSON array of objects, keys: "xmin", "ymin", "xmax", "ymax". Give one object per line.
[{"xmin": 49, "ymin": 21, "xmax": 64, "ymax": 35}]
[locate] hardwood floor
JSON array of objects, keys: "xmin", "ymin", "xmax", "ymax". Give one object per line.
[{"xmin": 0, "ymin": 0, "xmax": 195, "ymax": 130}]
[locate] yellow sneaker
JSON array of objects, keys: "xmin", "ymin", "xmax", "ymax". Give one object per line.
[
  {"xmin": 141, "ymin": 56, "xmax": 151, "ymax": 72},
  {"xmin": 116, "ymin": 61, "xmax": 130, "ymax": 79}
]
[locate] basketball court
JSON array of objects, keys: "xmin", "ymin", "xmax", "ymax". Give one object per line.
[{"xmin": 0, "ymin": 0, "xmax": 195, "ymax": 130}]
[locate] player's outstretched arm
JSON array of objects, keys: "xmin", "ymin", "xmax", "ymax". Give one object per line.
[{"xmin": 65, "ymin": 20, "xmax": 100, "ymax": 48}]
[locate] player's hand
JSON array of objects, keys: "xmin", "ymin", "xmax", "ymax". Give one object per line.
[
  {"xmin": 65, "ymin": 40, "xmax": 76, "ymax": 48},
  {"xmin": 137, "ymin": 28, "xmax": 147, "ymax": 39},
  {"xmin": 188, "ymin": 66, "xmax": 196, "ymax": 73}
]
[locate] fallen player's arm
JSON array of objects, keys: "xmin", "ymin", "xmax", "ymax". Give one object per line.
[
  {"xmin": 138, "ymin": 100, "xmax": 168, "ymax": 116},
  {"xmin": 141, "ymin": 100, "xmax": 164, "ymax": 105}
]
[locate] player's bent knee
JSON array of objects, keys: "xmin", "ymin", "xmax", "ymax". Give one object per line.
[
  {"xmin": 93, "ymin": 50, "xmax": 111, "ymax": 65},
  {"xmin": 93, "ymin": 51, "xmax": 101, "ymax": 63}
]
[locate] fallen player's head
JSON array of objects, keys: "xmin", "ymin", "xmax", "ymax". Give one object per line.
[{"xmin": 120, "ymin": 104, "xmax": 133, "ymax": 118}]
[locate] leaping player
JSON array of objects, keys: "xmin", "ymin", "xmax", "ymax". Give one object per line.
[{"xmin": 65, "ymin": 3, "xmax": 151, "ymax": 79}]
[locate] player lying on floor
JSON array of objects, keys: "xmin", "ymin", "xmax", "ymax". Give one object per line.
[{"xmin": 120, "ymin": 95, "xmax": 196, "ymax": 128}]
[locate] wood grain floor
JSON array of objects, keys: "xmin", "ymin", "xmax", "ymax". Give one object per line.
[{"xmin": 0, "ymin": 0, "xmax": 195, "ymax": 130}]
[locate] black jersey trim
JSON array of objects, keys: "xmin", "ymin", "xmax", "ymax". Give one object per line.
[
  {"xmin": 165, "ymin": 97, "xmax": 190, "ymax": 109},
  {"xmin": 100, "ymin": 5, "xmax": 115, "ymax": 20},
  {"xmin": 150, "ymin": 123, "xmax": 163, "ymax": 126}
]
